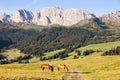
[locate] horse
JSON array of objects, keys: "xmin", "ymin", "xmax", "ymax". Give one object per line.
[
  {"xmin": 41, "ymin": 64, "xmax": 54, "ymax": 72},
  {"xmin": 57, "ymin": 64, "xmax": 69, "ymax": 72}
]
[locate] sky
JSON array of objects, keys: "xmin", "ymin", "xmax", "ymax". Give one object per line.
[{"xmin": 0, "ymin": 0, "xmax": 120, "ymax": 15}]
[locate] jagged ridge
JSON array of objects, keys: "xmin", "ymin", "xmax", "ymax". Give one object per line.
[{"xmin": 0, "ymin": 7, "xmax": 95, "ymax": 26}]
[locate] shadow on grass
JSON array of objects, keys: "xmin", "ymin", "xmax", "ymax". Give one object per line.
[{"xmin": 81, "ymin": 72, "xmax": 91, "ymax": 74}]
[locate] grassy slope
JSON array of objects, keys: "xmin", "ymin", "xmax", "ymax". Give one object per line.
[
  {"xmin": 68, "ymin": 41, "xmax": 120, "ymax": 59},
  {"xmin": 29, "ymin": 49, "xmax": 65, "ymax": 63},
  {"xmin": 1, "ymin": 49, "xmax": 25, "ymax": 60},
  {"xmin": 44, "ymin": 49, "xmax": 65, "ymax": 57},
  {"xmin": 18, "ymin": 24, "xmax": 45, "ymax": 32},
  {"xmin": 69, "ymin": 41, "xmax": 120, "ymax": 57},
  {"xmin": 0, "ymin": 41, "xmax": 120, "ymax": 80}
]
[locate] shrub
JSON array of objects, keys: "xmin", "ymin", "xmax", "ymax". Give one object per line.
[
  {"xmin": 75, "ymin": 50, "xmax": 81, "ymax": 56},
  {"xmin": 73, "ymin": 55, "xmax": 79, "ymax": 59},
  {"xmin": 83, "ymin": 50, "xmax": 94, "ymax": 56}
]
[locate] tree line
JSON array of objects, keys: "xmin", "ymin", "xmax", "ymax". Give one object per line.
[{"xmin": 102, "ymin": 46, "xmax": 120, "ymax": 56}]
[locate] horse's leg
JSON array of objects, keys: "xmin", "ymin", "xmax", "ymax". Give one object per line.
[
  {"xmin": 48, "ymin": 66, "xmax": 50, "ymax": 72},
  {"xmin": 48, "ymin": 68, "xmax": 50, "ymax": 72},
  {"xmin": 58, "ymin": 67, "xmax": 60, "ymax": 71},
  {"xmin": 50, "ymin": 67, "xmax": 52, "ymax": 72},
  {"xmin": 43, "ymin": 67, "xmax": 45, "ymax": 71},
  {"xmin": 64, "ymin": 67, "xmax": 66, "ymax": 71},
  {"xmin": 42, "ymin": 67, "xmax": 45, "ymax": 72}
]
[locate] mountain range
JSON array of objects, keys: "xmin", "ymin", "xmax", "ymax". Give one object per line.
[{"xmin": 0, "ymin": 7, "xmax": 120, "ymax": 27}]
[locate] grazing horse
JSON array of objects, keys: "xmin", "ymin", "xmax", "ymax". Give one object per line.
[
  {"xmin": 58, "ymin": 64, "xmax": 69, "ymax": 72},
  {"xmin": 41, "ymin": 64, "xmax": 54, "ymax": 72}
]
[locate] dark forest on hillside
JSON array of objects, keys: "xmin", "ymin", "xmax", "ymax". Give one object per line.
[{"xmin": 0, "ymin": 27, "xmax": 93, "ymax": 55}]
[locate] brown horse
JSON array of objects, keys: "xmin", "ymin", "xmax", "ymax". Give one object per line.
[
  {"xmin": 41, "ymin": 64, "xmax": 54, "ymax": 72},
  {"xmin": 58, "ymin": 64, "xmax": 69, "ymax": 72}
]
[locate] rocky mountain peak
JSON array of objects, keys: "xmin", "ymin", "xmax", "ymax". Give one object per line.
[{"xmin": 0, "ymin": 7, "xmax": 95, "ymax": 26}]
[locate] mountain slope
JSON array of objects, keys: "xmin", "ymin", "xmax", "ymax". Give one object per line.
[{"xmin": 71, "ymin": 17, "xmax": 107, "ymax": 29}]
